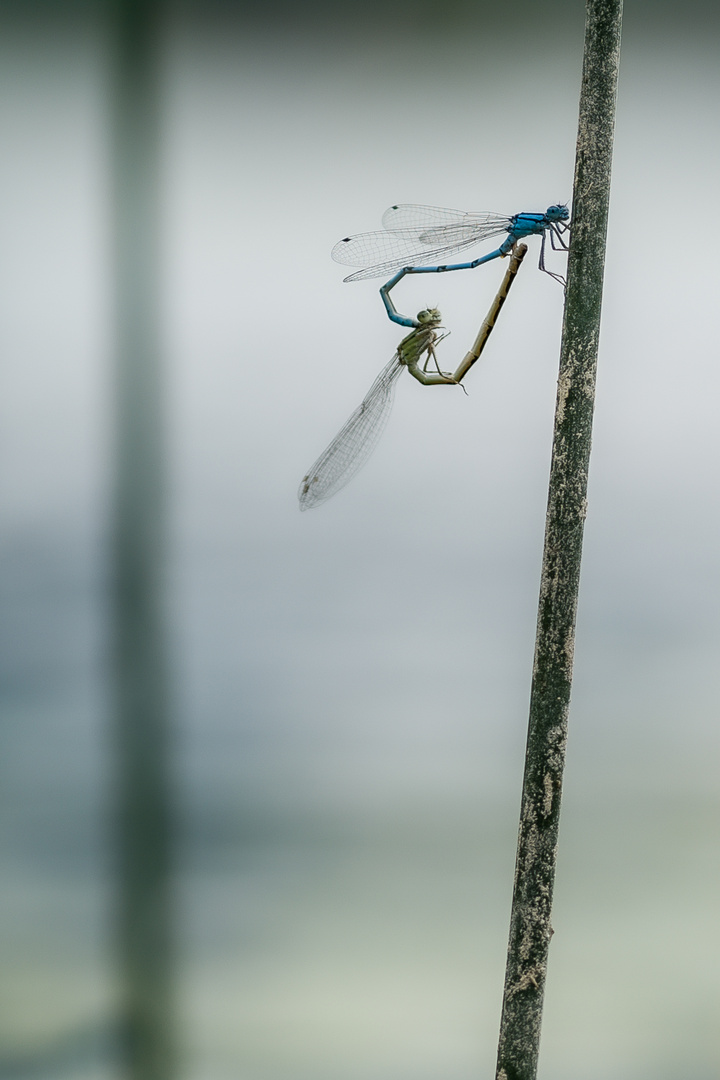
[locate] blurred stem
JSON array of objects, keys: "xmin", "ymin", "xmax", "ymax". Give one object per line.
[
  {"xmin": 110, "ymin": 1, "xmax": 175, "ymax": 1078},
  {"xmin": 494, "ymin": 2, "xmax": 623, "ymax": 1078}
]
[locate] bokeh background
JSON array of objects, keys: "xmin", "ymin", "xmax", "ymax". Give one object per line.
[{"xmin": 1, "ymin": 1, "xmax": 719, "ymax": 1078}]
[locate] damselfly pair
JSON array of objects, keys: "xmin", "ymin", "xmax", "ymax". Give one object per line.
[{"xmin": 298, "ymin": 202, "xmax": 569, "ymax": 510}]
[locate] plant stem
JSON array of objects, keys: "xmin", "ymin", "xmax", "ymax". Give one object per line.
[
  {"xmin": 110, "ymin": 2, "xmax": 175, "ymax": 1078},
  {"xmin": 494, "ymin": 3, "xmax": 623, "ymax": 1078}
]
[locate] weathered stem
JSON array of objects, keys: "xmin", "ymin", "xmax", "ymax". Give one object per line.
[{"xmin": 495, "ymin": 3, "xmax": 623, "ymax": 1078}]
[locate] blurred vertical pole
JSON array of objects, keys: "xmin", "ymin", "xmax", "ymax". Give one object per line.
[
  {"xmin": 494, "ymin": 2, "xmax": 622, "ymax": 1079},
  {"xmin": 109, "ymin": 1, "xmax": 175, "ymax": 1078}
]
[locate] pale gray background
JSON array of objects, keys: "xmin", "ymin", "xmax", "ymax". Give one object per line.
[{"xmin": 0, "ymin": 2, "xmax": 718, "ymax": 1078}]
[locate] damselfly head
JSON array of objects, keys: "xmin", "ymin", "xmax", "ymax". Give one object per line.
[
  {"xmin": 546, "ymin": 204, "xmax": 569, "ymax": 222},
  {"xmin": 416, "ymin": 307, "xmax": 441, "ymax": 325}
]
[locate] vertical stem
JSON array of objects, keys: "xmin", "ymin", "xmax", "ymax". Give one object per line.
[
  {"xmin": 495, "ymin": 2, "xmax": 623, "ymax": 1078},
  {"xmin": 110, "ymin": 2, "xmax": 175, "ymax": 1078}
]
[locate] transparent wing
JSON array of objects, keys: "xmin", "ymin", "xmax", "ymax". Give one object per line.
[
  {"xmin": 298, "ymin": 353, "xmax": 404, "ymax": 510},
  {"xmin": 382, "ymin": 203, "xmax": 509, "ymax": 232},
  {"xmin": 331, "ymin": 207, "xmax": 512, "ymax": 282},
  {"xmin": 331, "ymin": 229, "xmax": 489, "ymax": 279}
]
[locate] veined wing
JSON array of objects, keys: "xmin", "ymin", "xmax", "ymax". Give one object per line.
[
  {"xmin": 331, "ymin": 229, "xmax": 490, "ymax": 279},
  {"xmin": 298, "ymin": 353, "xmax": 404, "ymax": 510},
  {"xmin": 382, "ymin": 203, "xmax": 510, "ymax": 233},
  {"xmin": 332, "ymin": 209, "xmax": 511, "ymax": 282}
]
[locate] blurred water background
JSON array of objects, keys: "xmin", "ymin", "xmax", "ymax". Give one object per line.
[{"xmin": 0, "ymin": 1, "xmax": 719, "ymax": 1078}]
